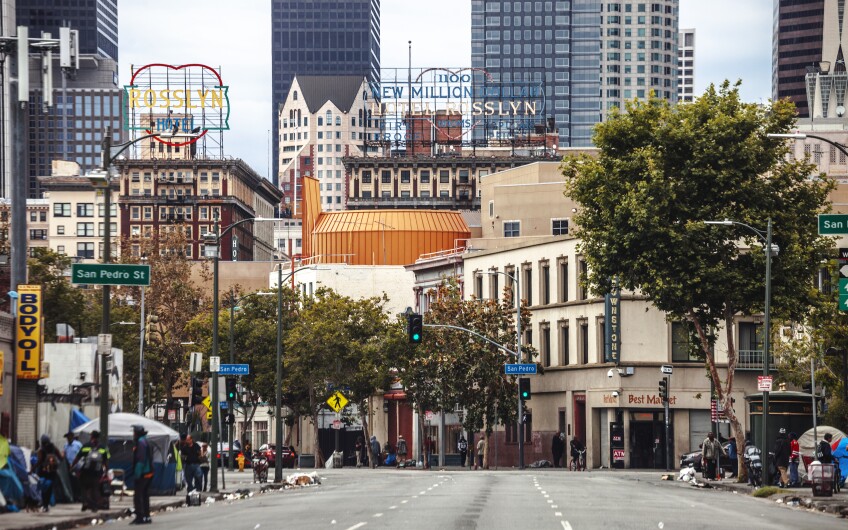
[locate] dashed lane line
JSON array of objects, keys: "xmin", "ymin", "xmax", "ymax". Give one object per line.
[{"xmin": 345, "ymin": 523, "xmax": 367, "ymax": 530}]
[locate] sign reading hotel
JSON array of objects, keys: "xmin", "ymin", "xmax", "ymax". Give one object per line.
[
  {"xmin": 16, "ymin": 285, "xmax": 43, "ymax": 380},
  {"xmin": 370, "ymin": 67, "xmax": 544, "ymax": 150},
  {"xmin": 124, "ymin": 63, "xmax": 230, "ymax": 146}
]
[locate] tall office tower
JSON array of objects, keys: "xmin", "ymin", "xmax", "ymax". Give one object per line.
[
  {"xmin": 472, "ymin": 0, "xmax": 678, "ymax": 148},
  {"xmin": 271, "ymin": 0, "xmax": 380, "ymax": 187},
  {"xmin": 16, "ymin": 0, "xmax": 118, "ymax": 61},
  {"xmin": 803, "ymin": 0, "xmax": 847, "ymax": 119},
  {"xmin": 25, "ymin": 55, "xmax": 123, "ymax": 198},
  {"xmin": 772, "ymin": 0, "xmax": 825, "ymax": 118},
  {"xmin": 678, "ymin": 28, "xmax": 695, "ymax": 103}
]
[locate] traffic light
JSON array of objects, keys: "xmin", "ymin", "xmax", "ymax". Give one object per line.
[
  {"xmin": 144, "ymin": 314, "xmax": 159, "ymax": 345},
  {"xmin": 519, "ymin": 377, "xmax": 531, "ymax": 400},
  {"xmin": 658, "ymin": 377, "xmax": 668, "ymax": 402},
  {"xmin": 190, "ymin": 376, "xmax": 203, "ymax": 406},
  {"xmin": 225, "ymin": 377, "xmax": 237, "ymax": 401},
  {"xmin": 407, "ymin": 313, "xmax": 423, "ymax": 344}
]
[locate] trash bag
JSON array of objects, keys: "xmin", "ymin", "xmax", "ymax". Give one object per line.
[
  {"xmin": 384, "ymin": 453, "xmax": 397, "ymax": 466},
  {"xmin": 529, "ymin": 460, "xmax": 552, "ymax": 468}
]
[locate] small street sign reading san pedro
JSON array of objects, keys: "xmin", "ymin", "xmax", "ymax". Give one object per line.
[
  {"xmin": 219, "ymin": 364, "xmax": 250, "ymax": 376},
  {"xmin": 71, "ymin": 263, "xmax": 151, "ymax": 286},
  {"xmin": 505, "ymin": 363, "xmax": 537, "ymax": 375}
]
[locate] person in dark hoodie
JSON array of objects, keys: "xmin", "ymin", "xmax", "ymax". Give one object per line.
[
  {"xmin": 369, "ymin": 436, "xmax": 380, "ymax": 469},
  {"xmin": 35, "ymin": 434, "xmax": 62, "ymax": 511},
  {"xmin": 773, "ymin": 427, "xmax": 791, "ymax": 488}
]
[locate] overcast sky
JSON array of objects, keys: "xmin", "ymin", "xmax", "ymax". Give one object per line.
[{"xmin": 119, "ymin": 0, "xmax": 773, "ymax": 179}]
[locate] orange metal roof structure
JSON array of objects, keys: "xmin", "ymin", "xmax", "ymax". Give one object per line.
[{"xmin": 300, "ymin": 175, "xmax": 470, "ymax": 266}]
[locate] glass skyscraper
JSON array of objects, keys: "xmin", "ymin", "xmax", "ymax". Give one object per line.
[
  {"xmin": 472, "ymin": 0, "xmax": 678, "ymax": 147},
  {"xmin": 16, "ymin": 0, "xmax": 118, "ymax": 61},
  {"xmin": 271, "ymin": 0, "xmax": 380, "ymax": 186}
]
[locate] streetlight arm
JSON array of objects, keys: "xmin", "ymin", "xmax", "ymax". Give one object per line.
[
  {"xmin": 767, "ymin": 133, "xmax": 848, "ymax": 159},
  {"xmin": 103, "ymin": 133, "xmax": 162, "ymax": 166},
  {"xmin": 703, "ymin": 219, "xmax": 767, "ymax": 244}
]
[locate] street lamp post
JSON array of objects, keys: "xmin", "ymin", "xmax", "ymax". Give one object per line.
[
  {"xmin": 767, "ymin": 133, "xmax": 848, "ymax": 159},
  {"xmin": 138, "ymin": 256, "xmax": 147, "ymax": 416},
  {"xmin": 204, "ymin": 216, "xmax": 282, "ymax": 493},
  {"xmin": 227, "ymin": 290, "xmax": 273, "ymax": 470},
  {"xmin": 488, "ymin": 269, "xmax": 524, "ymax": 469},
  {"xmin": 93, "ymin": 126, "xmax": 189, "ymax": 442},
  {"xmin": 705, "ymin": 218, "xmax": 778, "ymax": 483},
  {"xmin": 274, "ymin": 264, "xmax": 316, "ymax": 483}
]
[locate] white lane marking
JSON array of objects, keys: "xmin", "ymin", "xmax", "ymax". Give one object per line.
[
  {"xmin": 555, "ymin": 512, "xmax": 562, "ymax": 517},
  {"xmin": 544, "ymin": 494, "xmax": 550, "ymax": 498},
  {"xmin": 389, "ymin": 506, "xmax": 397, "ymax": 510},
  {"xmin": 373, "ymin": 513, "xmax": 383, "ymax": 518},
  {"xmin": 401, "ymin": 500, "xmax": 409, "ymax": 504},
  {"xmin": 551, "ymin": 505, "xmax": 558, "ymax": 509},
  {"xmin": 562, "ymin": 522, "xmax": 573, "ymax": 530},
  {"xmin": 412, "ymin": 496, "xmax": 418, "ymax": 499},
  {"xmin": 346, "ymin": 524, "xmax": 367, "ymax": 530},
  {"xmin": 547, "ymin": 499, "xmax": 553, "ymax": 504}
]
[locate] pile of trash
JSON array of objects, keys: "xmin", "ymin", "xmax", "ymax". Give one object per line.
[
  {"xmin": 677, "ymin": 466, "xmax": 712, "ymax": 488},
  {"xmin": 285, "ymin": 471, "xmax": 320, "ymax": 487}
]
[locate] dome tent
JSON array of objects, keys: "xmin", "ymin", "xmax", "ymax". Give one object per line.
[{"xmin": 74, "ymin": 413, "xmax": 180, "ymax": 495}]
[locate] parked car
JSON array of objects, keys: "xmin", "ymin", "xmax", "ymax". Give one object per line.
[
  {"xmin": 258, "ymin": 443, "xmax": 297, "ymax": 468},
  {"xmin": 217, "ymin": 440, "xmax": 249, "ymax": 467},
  {"xmin": 679, "ymin": 441, "xmax": 736, "ymax": 474}
]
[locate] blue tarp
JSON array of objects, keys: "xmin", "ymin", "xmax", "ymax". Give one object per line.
[
  {"xmin": 834, "ymin": 437, "xmax": 848, "ymax": 487},
  {"xmin": 69, "ymin": 409, "xmax": 91, "ymax": 431}
]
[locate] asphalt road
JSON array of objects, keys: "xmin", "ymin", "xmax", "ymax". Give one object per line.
[{"xmin": 107, "ymin": 469, "xmax": 845, "ymax": 529}]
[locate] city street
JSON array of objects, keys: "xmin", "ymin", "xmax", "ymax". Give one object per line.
[{"xmin": 99, "ymin": 469, "xmax": 844, "ymax": 530}]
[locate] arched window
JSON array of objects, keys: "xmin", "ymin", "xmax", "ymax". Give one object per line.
[
  {"xmin": 363, "ymin": 90, "xmax": 368, "ymax": 100},
  {"xmin": 325, "ymin": 110, "xmax": 332, "ymax": 124}
]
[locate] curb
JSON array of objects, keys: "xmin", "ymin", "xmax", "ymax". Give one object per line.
[{"xmin": 705, "ymin": 480, "xmax": 848, "ymax": 518}]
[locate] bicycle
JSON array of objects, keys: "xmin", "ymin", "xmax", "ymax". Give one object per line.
[{"xmin": 569, "ymin": 449, "xmax": 586, "ymax": 471}]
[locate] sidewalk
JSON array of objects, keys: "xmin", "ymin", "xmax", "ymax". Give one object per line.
[
  {"xmin": 0, "ymin": 469, "xmax": 296, "ymax": 530},
  {"xmin": 636, "ymin": 469, "xmax": 848, "ymax": 518}
]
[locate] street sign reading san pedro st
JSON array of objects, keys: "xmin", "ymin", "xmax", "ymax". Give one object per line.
[
  {"xmin": 818, "ymin": 214, "xmax": 848, "ymax": 235},
  {"xmin": 71, "ymin": 263, "xmax": 151, "ymax": 286}
]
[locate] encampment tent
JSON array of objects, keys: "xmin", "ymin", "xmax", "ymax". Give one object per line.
[
  {"xmin": 74, "ymin": 413, "xmax": 180, "ymax": 495},
  {"xmin": 798, "ymin": 426, "xmax": 846, "ymax": 484}
]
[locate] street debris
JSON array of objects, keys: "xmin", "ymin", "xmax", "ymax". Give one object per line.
[{"xmin": 286, "ymin": 471, "xmax": 321, "ymax": 486}]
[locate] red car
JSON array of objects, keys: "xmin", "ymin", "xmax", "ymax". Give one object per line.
[{"xmin": 258, "ymin": 443, "xmax": 297, "ymax": 468}]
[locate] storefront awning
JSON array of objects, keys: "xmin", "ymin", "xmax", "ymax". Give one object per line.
[{"xmin": 383, "ymin": 391, "xmax": 407, "ymax": 401}]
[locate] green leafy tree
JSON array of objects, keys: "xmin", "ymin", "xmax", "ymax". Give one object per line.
[
  {"xmin": 562, "ymin": 83, "xmax": 834, "ymax": 478},
  {"xmin": 284, "ymin": 288, "xmax": 395, "ymax": 467},
  {"xmin": 398, "ymin": 279, "xmax": 535, "ymax": 468},
  {"xmin": 27, "ymin": 248, "xmax": 88, "ymax": 342}
]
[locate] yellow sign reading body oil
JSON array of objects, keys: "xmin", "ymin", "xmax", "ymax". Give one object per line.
[{"xmin": 16, "ymin": 285, "xmax": 42, "ymax": 380}]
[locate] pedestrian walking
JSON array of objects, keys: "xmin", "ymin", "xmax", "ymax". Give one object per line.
[
  {"xmin": 816, "ymin": 432, "xmax": 834, "ymax": 464},
  {"xmin": 35, "ymin": 434, "xmax": 62, "ymax": 511},
  {"xmin": 789, "ymin": 432, "xmax": 800, "ymax": 487},
  {"xmin": 369, "ymin": 435, "xmax": 380, "ymax": 468},
  {"xmin": 701, "ymin": 432, "xmax": 725, "ymax": 481},
  {"xmin": 131, "ymin": 424, "xmax": 154, "ymax": 525},
  {"xmin": 551, "ymin": 433, "xmax": 564, "ymax": 468},
  {"xmin": 63, "ymin": 431, "xmax": 83, "ymax": 501},
  {"xmin": 457, "ymin": 436, "xmax": 468, "ymax": 468},
  {"xmin": 569, "ymin": 437, "xmax": 585, "ymax": 470},
  {"xmin": 475, "ymin": 436, "xmax": 485, "ymax": 470},
  {"xmin": 73, "ymin": 430, "xmax": 109, "ymax": 512},
  {"xmin": 773, "ymin": 427, "xmax": 790, "ymax": 488},
  {"xmin": 180, "ymin": 434, "xmax": 202, "ymax": 492},
  {"xmin": 199, "ymin": 443, "xmax": 210, "ymax": 492},
  {"xmin": 396, "ymin": 435, "xmax": 408, "ymax": 465},
  {"xmin": 355, "ymin": 436, "xmax": 365, "ymax": 468}
]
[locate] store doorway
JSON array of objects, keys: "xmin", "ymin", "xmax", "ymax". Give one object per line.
[{"xmin": 629, "ymin": 411, "xmax": 672, "ymax": 469}]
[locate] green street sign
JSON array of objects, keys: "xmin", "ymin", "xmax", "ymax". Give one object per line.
[
  {"xmin": 71, "ymin": 264, "xmax": 151, "ymax": 286},
  {"xmin": 839, "ymin": 296, "xmax": 848, "ymax": 312},
  {"xmin": 818, "ymin": 214, "xmax": 848, "ymax": 235}
]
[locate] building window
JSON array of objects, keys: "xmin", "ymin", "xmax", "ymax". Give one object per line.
[
  {"xmin": 400, "ymin": 170, "xmax": 411, "ymax": 183},
  {"xmin": 541, "ymin": 323, "xmax": 551, "ymax": 367},
  {"xmin": 420, "ymin": 170, "xmax": 431, "ymax": 184},
  {"xmin": 77, "ymin": 222, "xmax": 95, "ymax": 237},
  {"xmin": 489, "ymin": 270, "xmax": 499, "ymax": 301},
  {"xmin": 522, "ymin": 264, "xmax": 532, "ymax": 306},
  {"xmin": 577, "ymin": 258, "xmax": 588, "ymax": 300},
  {"xmin": 29, "ymin": 229, "xmax": 47, "ymax": 240},
  {"xmin": 54, "ymin": 203, "xmax": 71, "ymax": 217},
  {"xmin": 557, "ymin": 257, "xmax": 568, "ymax": 303},
  {"xmin": 540, "ymin": 261, "xmax": 550, "ymax": 305},
  {"xmin": 475, "ymin": 272, "xmax": 484, "ymax": 299},
  {"xmin": 361, "ymin": 171, "xmax": 372, "ymax": 184},
  {"xmin": 506, "ymin": 414, "xmax": 532, "ymax": 444},
  {"xmin": 504, "ymin": 221, "xmax": 520, "ymax": 238},
  {"xmin": 77, "ymin": 242, "xmax": 95, "ymax": 259},
  {"xmin": 439, "ymin": 170, "xmax": 450, "ymax": 183},
  {"xmin": 505, "ymin": 265, "xmax": 516, "ymax": 305},
  {"xmin": 57, "ymin": 226, "xmax": 65, "ymax": 235},
  {"xmin": 552, "ymin": 218, "xmax": 569, "ymax": 235},
  {"xmin": 578, "ymin": 320, "xmax": 589, "ymax": 364},
  {"xmin": 559, "ymin": 321, "xmax": 569, "ymax": 366},
  {"xmin": 77, "ymin": 203, "xmax": 94, "ymax": 217},
  {"xmin": 671, "ymin": 321, "xmax": 700, "ymax": 362},
  {"xmin": 381, "ymin": 170, "xmax": 392, "ymax": 184}
]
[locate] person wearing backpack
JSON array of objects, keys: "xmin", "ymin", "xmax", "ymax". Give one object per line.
[
  {"xmin": 73, "ymin": 430, "xmax": 110, "ymax": 512},
  {"xmin": 36, "ymin": 434, "xmax": 62, "ymax": 512},
  {"xmin": 131, "ymin": 424, "xmax": 154, "ymax": 525}
]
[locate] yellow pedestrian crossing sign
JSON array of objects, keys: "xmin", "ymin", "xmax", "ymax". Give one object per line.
[
  {"xmin": 326, "ymin": 391, "xmax": 349, "ymax": 413},
  {"xmin": 202, "ymin": 395, "xmax": 212, "ymax": 420}
]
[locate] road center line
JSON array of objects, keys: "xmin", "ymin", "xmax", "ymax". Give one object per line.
[{"xmin": 345, "ymin": 523, "xmax": 367, "ymax": 530}]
